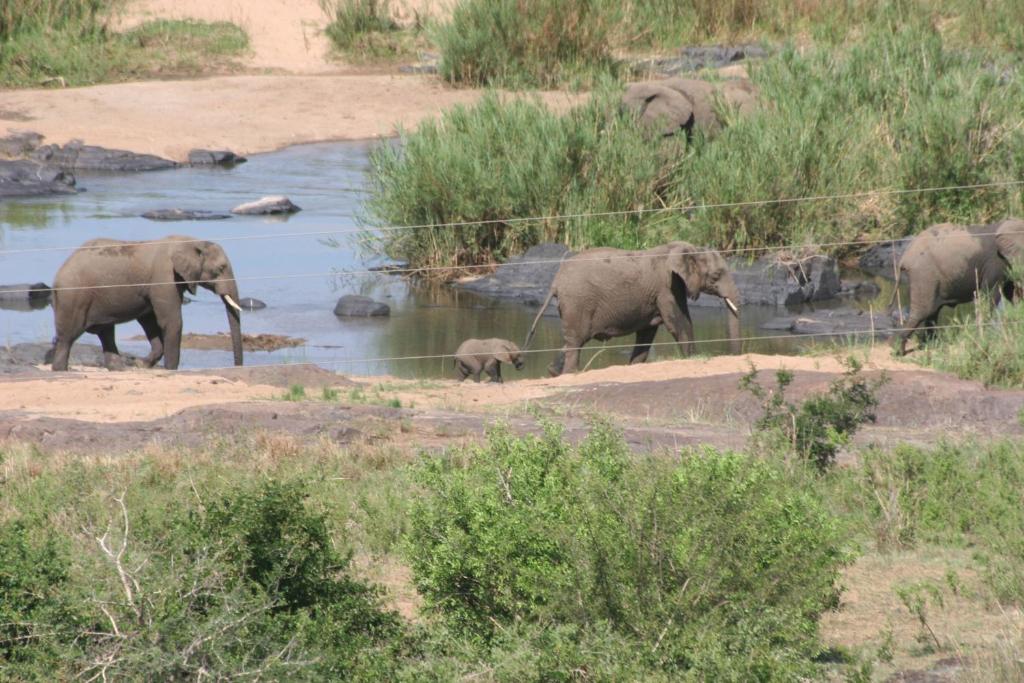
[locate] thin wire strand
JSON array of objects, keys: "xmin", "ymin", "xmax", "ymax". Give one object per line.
[
  {"xmin": 7, "ymin": 225, "xmax": 1024, "ymax": 296},
  {"xmin": 0, "ymin": 178, "xmax": 1020, "ymax": 257},
  {"xmin": 126, "ymin": 317, "xmax": 1012, "ymax": 372}
]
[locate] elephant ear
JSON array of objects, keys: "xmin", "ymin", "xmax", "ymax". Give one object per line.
[
  {"xmin": 997, "ymin": 219, "xmax": 1024, "ymax": 268},
  {"xmin": 668, "ymin": 246, "xmax": 703, "ymax": 300},
  {"xmin": 496, "ymin": 341, "xmax": 520, "ymax": 364},
  {"xmin": 171, "ymin": 242, "xmax": 205, "ymax": 295}
]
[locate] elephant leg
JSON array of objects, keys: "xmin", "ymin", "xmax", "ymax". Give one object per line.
[
  {"xmin": 137, "ymin": 312, "xmax": 164, "ymax": 368},
  {"xmin": 95, "ymin": 325, "xmax": 125, "ymax": 371},
  {"xmin": 154, "ymin": 306, "xmax": 184, "ymax": 370},
  {"xmin": 560, "ymin": 335, "xmax": 585, "ymax": 374},
  {"xmin": 51, "ymin": 305, "xmax": 87, "ymax": 371},
  {"xmin": 629, "ymin": 326, "xmax": 658, "ymax": 364},
  {"xmin": 895, "ymin": 307, "xmax": 934, "ymax": 355},
  {"xmin": 548, "ymin": 350, "xmax": 566, "ymax": 377},
  {"xmin": 485, "ymin": 359, "xmax": 502, "ymax": 383},
  {"xmin": 51, "ymin": 327, "xmax": 83, "ymax": 372},
  {"xmin": 918, "ymin": 313, "xmax": 941, "ymax": 344},
  {"xmin": 658, "ymin": 296, "xmax": 695, "ymax": 357}
]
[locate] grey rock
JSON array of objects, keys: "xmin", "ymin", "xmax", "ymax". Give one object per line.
[
  {"xmin": 701, "ymin": 254, "xmax": 842, "ymax": 308},
  {"xmin": 859, "ymin": 238, "xmax": 912, "ymax": 279},
  {"xmin": 231, "ymin": 195, "xmax": 302, "ymax": 215},
  {"xmin": 334, "ymin": 295, "xmax": 390, "ymax": 317},
  {"xmin": 0, "ymin": 159, "xmax": 77, "ymax": 197},
  {"xmin": 0, "ymin": 130, "xmax": 43, "ymax": 158},
  {"xmin": 454, "ymin": 243, "xmax": 572, "ymax": 316},
  {"xmin": 142, "ymin": 209, "xmax": 233, "ymax": 221},
  {"xmin": 187, "ymin": 149, "xmax": 247, "ymax": 166},
  {"xmin": 838, "ymin": 279, "xmax": 881, "ymax": 300},
  {"xmin": 761, "ymin": 309, "xmax": 895, "ymax": 339},
  {"xmin": 0, "ymin": 282, "xmax": 51, "ymax": 311},
  {"xmin": 239, "ymin": 297, "xmax": 266, "ymax": 311},
  {"xmin": 0, "ymin": 342, "xmax": 141, "ymax": 375},
  {"xmin": 31, "ymin": 140, "xmax": 177, "ymax": 172},
  {"xmin": 630, "ymin": 44, "xmax": 769, "ymax": 77}
]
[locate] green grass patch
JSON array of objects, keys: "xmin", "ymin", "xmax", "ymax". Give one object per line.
[
  {"xmin": 434, "ymin": 0, "xmax": 1024, "ymax": 88},
  {"xmin": 0, "ymin": 6, "xmax": 249, "ymax": 88},
  {"xmin": 320, "ymin": 0, "xmax": 423, "ymax": 62},
  {"xmin": 369, "ymin": 22, "xmax": 1024, "ymax": 275},
  {"xmin": 910, "ymin": 301, "xmax": 1024, "ymax": 388}
]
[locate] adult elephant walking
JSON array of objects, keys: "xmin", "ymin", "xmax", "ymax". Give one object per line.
[
  {"xmin": 50, "ymin": 235, "xmax": 244, "ymax": 370},
  {"xmin": 892, "ymin": 220, "xmax": 1021, "ymax": 355},
  {"xmin": 524, "ymin": 241, "xmax": 741, "ymax": 375}
]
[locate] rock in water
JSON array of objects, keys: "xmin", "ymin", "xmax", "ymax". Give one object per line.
[
  {"xmin": 239, "ymin": 297, "xmax": 267, "ymax": 311},
  {"xmin": 334, "ymin": 295, "xmax": 390, "ymax": 317},
  {"xmin": 454, "ymin": 243, "xmax": 571, "ymax": 316},
  {"xmin": 0, "ymin": 282, "xmax": 52, "ymax": 311},
  {"xmin": 231, "ymin": 196, "xmax": 301, "ymax": 215},
  {"xmin": 0, "ymin": 131, "xmax": 44, "ymax": 158},
  {"xmin": 142, "ymin": 209, "xmax": 233, "ymax": 221},
  {"xmin": 187, "ymin": 149, "xmax": 247, "ymax": 166},
  {"xmin": 0, "ymin": 160, "xmax": 76, "ymax": 197},
  {"xmin": 31, "ymin": 140, "xmax": 176, "ymax": 172}
]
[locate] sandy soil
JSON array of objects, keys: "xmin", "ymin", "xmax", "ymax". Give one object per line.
[
  {"xmin": 0, "ymin": 0, "xmax": 575, "ymax": 161},
  {"xmin": 115, "ymin": 0, "xmax": 449, "ymax": 74},
  {"xmin": 0, "ymin": 76, "xmax": 579, "ymax": 162},
  {"xmin": 0, "ymin": 348, "xmax": 960, "ymax": 423}
]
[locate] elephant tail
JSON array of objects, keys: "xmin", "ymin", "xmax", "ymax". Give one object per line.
[
  {"xmin": 524, "ymin": 285, "xmax": 557, "ymax": 351},
  {"xmin": 887, "ymin": 264, "xmax": 904, "ymax": 312}
]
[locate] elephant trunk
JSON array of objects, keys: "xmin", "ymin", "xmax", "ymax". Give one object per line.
[
  {"xmin": 213, "ymin": 273, "xmax": 244, "ymax": 366},
  {"xmin": 719, "ymin": 278, "xmax": 741, "ymax": 354}
]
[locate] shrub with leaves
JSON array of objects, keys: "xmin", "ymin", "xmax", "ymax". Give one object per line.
[
  {"xmin": 408, "ymin": 421, "xmax": 848, "ymax": 679},
  {"xmin": 741, "ymin": 357, "xmax": 885, "ymax": 469}
]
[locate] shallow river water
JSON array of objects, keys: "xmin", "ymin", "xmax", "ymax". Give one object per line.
[{"xmin": 0, "ymin": 141, "xmax": 874, "ymax": 379}]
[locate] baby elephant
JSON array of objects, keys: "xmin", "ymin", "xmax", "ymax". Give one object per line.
[{"xmin": 454, "ymin": 338, "xmax": 524, "ymax": 383}]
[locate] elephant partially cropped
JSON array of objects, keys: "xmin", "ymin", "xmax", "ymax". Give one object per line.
[
  {"xmin": 454, "ymin": 338, "xmax": 524, "ymax": 383},
  {"xmin": 525, "ymin": 241, "xmax": 741, "ymax": 375},
  {"xmin": 50, "ymin": 235, "xmax": 244, "ymax": 371},
  {"xmin": 621, "ymin": 77, "xmax": 759, "ymax": 137},
  {"xmin": 892, "ymin": 220, "xmax": 1021, "ymax": 355}
]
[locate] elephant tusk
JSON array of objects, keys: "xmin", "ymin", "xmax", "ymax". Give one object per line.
[
  {"xmin": 724, "ymin": 297, "xmax": 739, "ymax": 315},
  {"xmin": 223, "ymin": 294, "xmax": 243, "ymax": 313}
]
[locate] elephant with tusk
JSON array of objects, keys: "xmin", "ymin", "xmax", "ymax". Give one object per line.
[
  {"xmin": 524, "ymin": 241, "xmax": 741, "ymax": 375},
  {"xmin": 49, "ymin": 235, "xmax": 244, "ymax": 371}
]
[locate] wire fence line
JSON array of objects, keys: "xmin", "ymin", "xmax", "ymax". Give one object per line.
[
  {"xmin": 79, "ymin": 317, "xmax": 1012, "ymax": 374},
  {"xmin": 0, "ymin": 177, "xmax": 1020, "ymax": 258},
  {"xmin": 5, "ymin": 222, "xmax": 1024, "ymax": 296}
]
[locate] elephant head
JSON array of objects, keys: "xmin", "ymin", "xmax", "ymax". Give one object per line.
[
  {"xmin": 170, "ymin": 238, "xmax": 244, "ymax": 366},
  {"xmin": 664, "ymin": 241, "xmax": 742, "ymax": 351},
  {"xmin": 996, "ymin": 218, "xmax": 1024, "ymax": 302},
  {"xmin": 494, "ymin": 340, "xmax": 525, "ymax": 370}
]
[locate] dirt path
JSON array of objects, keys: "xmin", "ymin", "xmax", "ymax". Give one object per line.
[
  {"xmin": 0, "ymin": 0, "xmax": 573, "ymax": 161},
  {"xmin": 116, "ymin": 0, "xmax": 448, "ymax": 73},
  {"xmin": 115, "ymin": 0, "xmax": 448, "ymax": 74},
  {"xmin": 0, "ymin": 76, "xmax": 578, "ymax": 162}
]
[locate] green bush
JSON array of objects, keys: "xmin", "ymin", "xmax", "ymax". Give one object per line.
[
  {"xmin": 0, "ymin": 475, "xmax": 408, "ymax": 680},
  {"xmin": 741, "ymin": 357, "xmax": 886, "ymax": 470},
  {"xmin": 366, "ymin": 87, "xmax": 685, "ymax": 274},
  {"xmin": 0, "ymin": 2, "xmax": 248, "ymax": 87},
  {"xmin": 370, "ymin": 23, "xmax": 1024, "ymax": 274},
  {"xmin": 0, "ymin": 521, "xmax": 84, "ymax": 679},
  {"xmin": 912, "ymin": 299, "xmax": 1024, "ymax": 388},
  {"xmin": 837, "ymin": 440, "xmax": 1024, "ymax": 603},
  {"xmin": 321, "ymin": 0, "xmax": 415, "ymax": 59},
  {"xmin": 408, "ymin": 421, "xmax": 848, "ymax": 679},
  {"xmin": 433, "ymin": 0, "xmax": 1024, "ymax": 88}
]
